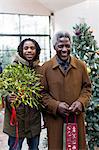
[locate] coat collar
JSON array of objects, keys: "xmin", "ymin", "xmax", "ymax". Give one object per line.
[
  {"xmin": 51, "ymin": 55, "xmax": 77, "ymax": 69},
  {"xmin": 13, "ymin": 53, "xmax": 40, "ymax": 67},
  {"xmin": 70, "ymin": 56, "xmax": 78, "ymax": 69}
]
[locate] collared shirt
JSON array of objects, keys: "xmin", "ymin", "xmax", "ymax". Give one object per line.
[{"xmin": 56, "ymin": 55, "xmax": 70, "ymax": 71}]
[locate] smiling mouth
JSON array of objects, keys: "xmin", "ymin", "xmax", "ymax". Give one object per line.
[
  {"xmin": 26, "ymin": 55, "xmax": 34, "ymax": 60},
  {"xmin": 26, "ymin": 54, "xmax": 33, "ymax": 57},
  {"xmin": 61, "ymin": 52, "xmax": 68, "ymax": 56}
]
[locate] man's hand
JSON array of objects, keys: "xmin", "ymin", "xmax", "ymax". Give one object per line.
[
  {"xmin": 69, "ymin": 101, "xmax": 82, "ymax": 113},
  {"xmin": 57, "ymin": 102, "xmax": 69, "ymax": 116}
]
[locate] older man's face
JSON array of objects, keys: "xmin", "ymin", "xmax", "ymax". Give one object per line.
[{"xmin": 55, "ymin": 37, "xmax": 71, "ymax": 61}]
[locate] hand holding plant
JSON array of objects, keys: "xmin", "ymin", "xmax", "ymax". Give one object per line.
[{"xmin": 0, "ymin": 63, "xmax": 43, "ymax": 109}]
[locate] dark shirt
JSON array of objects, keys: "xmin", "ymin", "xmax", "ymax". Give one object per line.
[{"xmin": 56, "ymin": 56, "xmax": 70, "ymax": 71}]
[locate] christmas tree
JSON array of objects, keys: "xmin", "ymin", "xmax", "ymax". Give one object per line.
[{"xmin": 72, "ymin": 22, "xmax": 99, "ymax": 149}]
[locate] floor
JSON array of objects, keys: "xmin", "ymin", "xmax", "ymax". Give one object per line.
[
  {"xmin": 0, "ymin": 109, "xmax": 48, "ymax": 150},
  {"xmin": 1, "ymin": 109, "xmax": 99, "ymax": 150}
]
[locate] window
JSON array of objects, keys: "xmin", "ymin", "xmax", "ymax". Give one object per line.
[{"xmin": 0, "ymin": 14, "xmax": 51, "ymax": 69}]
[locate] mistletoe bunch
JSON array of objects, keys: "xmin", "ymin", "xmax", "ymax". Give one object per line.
[{"xmin": 0, "ymin": 63, "xmax": 43, "ymax": 109}]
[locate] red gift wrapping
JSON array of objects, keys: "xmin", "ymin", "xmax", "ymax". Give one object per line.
[{"xmin": 66, "ymin": 115, "xmax": 78, "ymax": 150}]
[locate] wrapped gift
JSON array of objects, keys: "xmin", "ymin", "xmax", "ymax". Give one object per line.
[{"xmin": 63, "ymin": 115, "xmax": 78, "ymax": 150}]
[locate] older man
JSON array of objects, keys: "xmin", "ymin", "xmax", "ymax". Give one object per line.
[{"xmin": 41, "ymin": 31, "xmax": 91, "ymax": 150}]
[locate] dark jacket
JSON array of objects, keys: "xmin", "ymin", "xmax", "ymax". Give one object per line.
[
  {"xmin": 3, "ymin": 54, "xmax": 41, "ymax": 138},
  {"xmin": 41, "ymin": 55, "xmax": 91, "ymax": 150},
  {"xmin": 0, "ymin": 65, "xmax": 2, "ymax": 73}
]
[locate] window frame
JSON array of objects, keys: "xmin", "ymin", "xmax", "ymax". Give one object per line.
[{"xmin": 0, "ymin": 13, "xmax": 51, "ymax": 68}]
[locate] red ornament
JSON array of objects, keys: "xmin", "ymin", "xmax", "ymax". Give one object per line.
[{"xmin": 75, "ymin": 30, "xmax": 81, "ymax": 36}]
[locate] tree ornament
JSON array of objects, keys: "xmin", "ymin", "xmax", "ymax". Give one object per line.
[
  {"xmin": 75, "ymin": 29, "xmax": 81, "ymax": 36},
  {"xmin": 87, "ymin": 67, "xmax": 91, "ymax": 74},
  {"xmin": 88, "ymin": 28, "xmax": 93, "ymax": 33},
  {"xmin": 96, "ymin": 50, "xmax": 99, "ymax": 55}
]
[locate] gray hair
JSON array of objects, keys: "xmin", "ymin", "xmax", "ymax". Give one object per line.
[{"xmin": 52, "ymin": 31, "xmax": 71, "ymax": 48}]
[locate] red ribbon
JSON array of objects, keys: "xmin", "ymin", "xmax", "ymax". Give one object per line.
[
  {"xmin": 10, "ymin": 107, "xmax": 19, "ymax": 149},
  {"xmin": 2, "ymin": 96, "xmax": 4, "ymax": 108},
  {"xmin": 10, "ymin": 107, "xmax": 16, "ymax": 126}
]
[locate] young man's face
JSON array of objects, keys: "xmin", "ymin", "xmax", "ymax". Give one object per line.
[
  {"xmin": 55, "ymin": 37, "xmax": 71, "ymax": 61},
  {"xmin": 23, "ymin": 40, "xmax": 36, "ymax": 61}
]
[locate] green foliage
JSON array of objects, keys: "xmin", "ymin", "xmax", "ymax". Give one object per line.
[
  {"xmin": 0, "ymin": 63, "xmax": 43, "ymax": 109},
  {"xmin": 72, "ymin": 23, "xmax": 98, "ymax": 61},
  {"xmin": 72, "ymin": 23, "xmax": 99, "ymax": 149}
]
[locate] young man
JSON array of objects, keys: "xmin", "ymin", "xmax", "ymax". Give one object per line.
[
  {"xmin": 3, "ymin": 38, "xmax": 42, "ymax": 150},
  {"xmin": 41, "ymin": 31, "xmax": 91, "ymax": 150}
]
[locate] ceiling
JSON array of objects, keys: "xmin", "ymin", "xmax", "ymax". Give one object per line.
[
  {"xmin": 0, "ymin": 0, "xmax": 86, "ymax": 16},
  {"xmin": 37, "ymin": 0, "xmax": 86, "ymax": 12}
]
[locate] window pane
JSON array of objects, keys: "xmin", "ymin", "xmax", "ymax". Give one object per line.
[
  {"xmin": 0, "ymin": 14, "xmax": 19, "ymax": 34},
  {"xmin": 0, "ymin": 36, "xmax": 20, "ymax": 68},
  {"xmin": 20, "ymin": 15, "xmax": 49, "ymax": 34},
  {"xmin": 0, "ymin": 14, "xmax": 50, "ymax": 69}
]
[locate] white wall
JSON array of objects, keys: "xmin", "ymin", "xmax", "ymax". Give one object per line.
[
  {"xmin": 54, "ymin": 0, "xmax": 99, "ymax": 45},
  {"xmin": 0, "ymin": 0, "xmax": 50, "ymax": 15}
]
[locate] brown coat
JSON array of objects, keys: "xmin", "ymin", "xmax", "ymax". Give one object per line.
[{"xmin": 41, "ymin": 55, "xmax": 91, "ymax": 150}]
